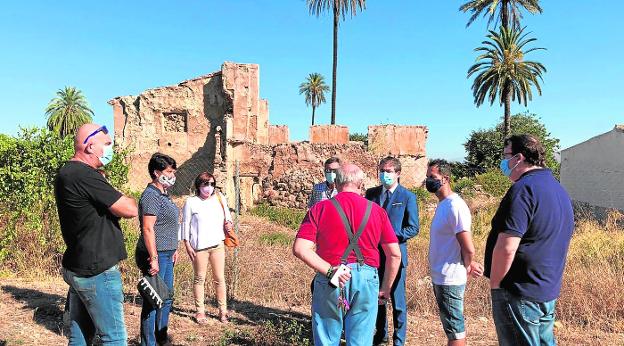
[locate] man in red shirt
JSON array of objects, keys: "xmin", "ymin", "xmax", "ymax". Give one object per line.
[{"xmin": 294, "ymin": 163, "xmax": 401, "ymax": 346}]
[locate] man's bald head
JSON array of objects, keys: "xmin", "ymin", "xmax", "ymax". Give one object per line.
[
  {"xmin": 336, "ymin": 163, "xmax": 365, "ymax": 188},
  {"xmin": 74, "ymin": 123, "xmax": 104, "ymax": 152}
]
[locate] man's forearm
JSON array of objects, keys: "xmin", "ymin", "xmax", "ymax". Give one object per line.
[
  {"xmin": 489, "ymin": 233, "xmax": 521, "ymax": 287},
  {"xmin": 381, "ymin": 253, "xmax": 401, "ymax": 292}
]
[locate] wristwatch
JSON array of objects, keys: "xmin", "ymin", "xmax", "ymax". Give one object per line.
[{"xmin": 150, "ymin": 255, "xmax": 158, "ymax": 261}]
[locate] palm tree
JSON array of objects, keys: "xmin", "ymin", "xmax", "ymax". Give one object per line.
[
  {"xmin": 307, "ymin": 0, "xmax": 366, "ymax": 125},
  {"xmin": 45, "ymin": 86, "xmax": 94, "ymax": 138},
  {"xmin": 460, "ymin": 0, "xmax": 542, "ymax": 30},
  {"xmin": 467, "ymin": 27, "xmax": 546, "ymax": 138},
  {"xmin": 299, "ymin": 73, "xmax": 330, "ymax": 126}
]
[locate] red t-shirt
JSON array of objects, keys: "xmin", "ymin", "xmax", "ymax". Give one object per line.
[{"xmin": 296, "ymin": 191, "xmax": 398, "ymax": 268}]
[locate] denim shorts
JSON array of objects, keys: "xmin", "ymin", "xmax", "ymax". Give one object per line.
[{"xmin": 433, "ymin": 284, "xmax": 466, "ymax": 340}]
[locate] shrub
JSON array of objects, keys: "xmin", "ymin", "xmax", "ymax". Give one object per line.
[
  {"xmin": 349, "ymin": 132, "xmax": 367, "ymax": 143},
  {"xmin": 410, "ymin": 186, "xmax": 433, "ymax": 206},
  {"xmin": 452, "ymin": 177, "xmax": 476, "ymax": 198},
  {"xmin": 249, "ymin": 204, "xmax": 306, "ymax": 230},
  {"xmin": 464, "ymin": 112, "xmax": 561, "ymax": 175},
  {"xmin": 474, "ymin": 170, "xmax": 512, "ymax": 197},
  {"xmin": 0, "ymin": 127, "xmax": 131, "ymax": 275}
]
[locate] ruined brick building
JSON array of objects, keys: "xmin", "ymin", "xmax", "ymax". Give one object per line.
[{"xmin": 109, "ymin": 62, "xmax": 429, "ymax": 210}]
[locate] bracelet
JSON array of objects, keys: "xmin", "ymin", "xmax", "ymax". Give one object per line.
[{"xmin": 326, "ymin": 266, "xmax": 335, "ymax": 279}]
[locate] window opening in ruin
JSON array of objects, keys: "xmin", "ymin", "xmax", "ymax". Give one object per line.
[{"xmin": 163, "ymin": 112, "xmax": 188, "ymax": 132}]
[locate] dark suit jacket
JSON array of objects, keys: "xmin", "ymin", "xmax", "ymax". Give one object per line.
[{"xmin": 365, "ymin": 184, "xmax": 419, "ymax": 267}]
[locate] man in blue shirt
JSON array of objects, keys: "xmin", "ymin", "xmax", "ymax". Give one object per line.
[
  {"xmin": 484, "ymin": 134, "xmax": 574, "ymax": 346},
  {"xmin": 308, "ymin": 157, "xmax": 340, "ymax": 208},
  {"xmin": 366, "ymin": 156, "xmax": 420, "ymax": 346}
]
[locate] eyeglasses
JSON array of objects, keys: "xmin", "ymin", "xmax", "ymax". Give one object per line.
[
  {"xmin": 83, "ymin": 126, "xmax": 108, "ymax": 144},
  {"xmin": 502, "ymin": 152, "xmax": 516, "ymax": 159},
  {"xmin": 202, "ymin": 181, "xmax": 216, "ymax": 187},
  {"xmin": 324, "ymin": 169, "xmax": 337, "ymax": 173}
]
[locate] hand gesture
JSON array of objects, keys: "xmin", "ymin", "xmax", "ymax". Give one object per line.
[{"xmin": 467, "ymin": 261, "xmax": 484, "ymax": 278}]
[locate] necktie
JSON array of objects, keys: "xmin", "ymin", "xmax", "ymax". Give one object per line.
[{"xmin": 382, "ymin": 190, "xmax": 391, "ymax": 210}]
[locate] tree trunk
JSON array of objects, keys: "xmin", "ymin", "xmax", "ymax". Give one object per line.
[
  {"xmin": 312, "ymin": 106, "xmax": 316, "ymax": 126},
  {"xmin": 331, "ymin": 3, "xmax": 338, "ymax": 125},
  {"xmin": 501, "ymin": 0, "xmax": 510, "ymax": 30},
  {"xmin": 503, "ymin": 86, "xmax": 512, "ymax": 139}
]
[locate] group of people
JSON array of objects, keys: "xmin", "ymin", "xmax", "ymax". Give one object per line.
[
  {"xmin": 53, "ymin": 122, "xmax": 574, "ymax": 346},
  {"xmin": 55, "ymin": 123, "xmax": 233, "ymax": 346},
  {"xmin": 294, "ymin": 133, "xmax": 574, "ymax": 346}
]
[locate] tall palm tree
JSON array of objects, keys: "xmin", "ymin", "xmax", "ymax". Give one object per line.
[
  {"xmin": 299, "ymin": 73, "xmax": 330, "ymax": 126},
  {"xmin": 307, "ymin": 0, "xmax": 366, "ymax": 125},
  {"xmin": 45, "ymin": 86, "xmax": 94, "ymax": 138},
  {"xmin": 460, "ymin": 0, "xmax": 542, "ymax": 30},
  {"xmin": 467, "ymin": 27, "xmax": 546, "ymax": 138}
]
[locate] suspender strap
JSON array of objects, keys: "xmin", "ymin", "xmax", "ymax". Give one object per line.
[{"xmin": 329, "ymin": 198, "xmax": 373, "ymax": 265}]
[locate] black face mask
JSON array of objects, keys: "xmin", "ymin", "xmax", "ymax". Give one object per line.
[{"xmin": 425, "ymin": 177, "xmax": 443, "ymax": 193}]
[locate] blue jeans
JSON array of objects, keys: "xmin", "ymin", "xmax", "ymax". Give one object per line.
[
  {"xmin": 491, "ymin": 288, "xmax": 557, "ymax": 346},
  {"xmin": 375, "ymin": 264, "xmax": 407, "ymax": 345},
  {"xmin": 62, "ymin": 265, "xmax": 127, "ymax": 345},
  {"xmin": 138, "ymin": 250, "xmax": 175, "ymax": 346},
  {"xmin": 312, "ymin": 264, "xmax": 379, "ymax": 346},
  {"xmin": 433, "ymin": 284, "xmax": 466, "ymax": 340}
]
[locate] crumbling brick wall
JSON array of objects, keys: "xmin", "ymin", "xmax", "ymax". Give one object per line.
[{"xmin": 111, "ymin": 62, "xmax": 429, "ymax": 211}]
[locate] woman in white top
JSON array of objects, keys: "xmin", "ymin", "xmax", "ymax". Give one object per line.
[{"xmin": 182, "ymin": 172, "xmax": 232, "ymax": 324}]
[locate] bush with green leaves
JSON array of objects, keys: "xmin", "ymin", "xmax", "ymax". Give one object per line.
[
  {"xmin": 464, "ymin": 112, "xmax": 560, "ymax": 176},
  {"xmin": 249, "ymin": 204, "xmax": 306, "ymax": 230},
  {"xmin": 0, "ymin": 127, "xmax": 130, "ymax": 274},
  {"xmin": 349, "ymin": 132, "xmax": 368, "ymax": 143},
  {"xmin": 475, "ymin": 169, "xmax": 512, "ymax": 197}
]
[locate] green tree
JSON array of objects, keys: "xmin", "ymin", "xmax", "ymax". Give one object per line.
[
  {"xmin": 45, "ymin": 86, "xmax": 94, "ymax": 138},
  {"xmin": 299, "ymin": 73, "xmax": 330, "ymax": 126},
  {"xmin": 464, "ymin": 112, "xmax": 560, "ymax": 175},
  {"xmin": 307, "ymin": 0, "xmax": 366, "ymax": 125},
  {"xmin": 467, "ymin": 27, "xmax": 546, "ymax": 138},
  {"xmin": 460, "ymin": 0, "xmax": 542, "ymax": 30}
]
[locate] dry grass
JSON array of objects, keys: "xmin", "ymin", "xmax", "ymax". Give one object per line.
[{"xmin": 1, "ymin": 200, "xmax": 623, "ymax": 344}]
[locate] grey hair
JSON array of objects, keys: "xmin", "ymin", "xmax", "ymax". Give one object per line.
[{"xmin": 335, "ymin": 164, "xmax": 365, "ymax": 186}]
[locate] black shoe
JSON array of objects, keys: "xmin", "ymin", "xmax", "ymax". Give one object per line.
[{"xmin": 373, "ymin": 336, "xmax": 389, "ymax": 345}]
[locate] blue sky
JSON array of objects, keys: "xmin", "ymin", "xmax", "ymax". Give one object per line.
[{"xmin": 1, "ymin": 1, "xmax": 622, "ymax": 160}]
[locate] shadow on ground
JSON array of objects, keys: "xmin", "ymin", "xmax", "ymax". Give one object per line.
[{"xmin": 2, "ymin": 285, "xmax": 65, "ymax": 336}]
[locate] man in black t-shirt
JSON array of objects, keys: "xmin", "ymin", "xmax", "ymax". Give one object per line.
[{"xmin": 55, "ymin": 123, "xmax": 137, "ymax": 345}]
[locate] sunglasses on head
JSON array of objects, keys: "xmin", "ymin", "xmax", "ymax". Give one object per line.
[{"xmin": 83, "ymin": 126, "xmax": 109, "ymax": 144}]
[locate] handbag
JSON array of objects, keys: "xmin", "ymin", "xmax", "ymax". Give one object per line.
[
  {"xmin": 216, "ymin": 193, "xmax": 239, "ymax": 248},
  {"xmin": 137, "ymin": 274, "xmax": 171, "ymax": 309}
]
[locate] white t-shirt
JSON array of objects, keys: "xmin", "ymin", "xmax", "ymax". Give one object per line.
[
  {"xmin": 181, "ymin": 193, "xmax": 232, "ymax": 250},
  {"xmin": 428, "ymin": 193, "xmax": 472, "ymax": 285}
]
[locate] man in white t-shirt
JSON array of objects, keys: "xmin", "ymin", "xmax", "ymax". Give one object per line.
[{"xmin": 425, "ymin": 159, "xmax": 483, "ymax": 346}]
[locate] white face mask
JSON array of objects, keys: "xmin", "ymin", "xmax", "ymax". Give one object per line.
[
  {"xmin": 199, "ymin": 185, "xmax": 214, "ymax": 197},
  {"xmin": 157, "ymin": 173, "xmax": 176, "ymax": 188}
]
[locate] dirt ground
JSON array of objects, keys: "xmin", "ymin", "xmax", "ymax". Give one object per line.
[{"xmin": 0, "ymin": 277, "xmax": 621, "ymax": 345}]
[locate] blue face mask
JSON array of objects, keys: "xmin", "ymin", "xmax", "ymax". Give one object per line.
[
  {"xmin": 325, "ymin": 172, "xmax": 336, "ymax": 184},
  {"xmin": 99, "ymin": 144, "xmax": 114, "ymax": 166},
  {"xmin": 379, "ymin": 172, "xmax": 395, "ymax": 187},
  {"xmin": 499, "ymin": 155, "xmax": 519, "ymax": 177}
]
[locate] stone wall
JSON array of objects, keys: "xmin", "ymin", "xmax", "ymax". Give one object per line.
[
  {"xmin": 269, "ymin": 125, "xmax": 289, "ymax": 145},
  {"xmin": 111, "ymin": 62, "xmax": 430, "ymax": 210},
  {"xmin": 310, "ymin": 125, "xmax": 349, "ymax": 144}
]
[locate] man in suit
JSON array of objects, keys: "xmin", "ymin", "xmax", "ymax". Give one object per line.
[{"xmin": 366, "ymin": 156, "xmax": 420, "ymax": 346}]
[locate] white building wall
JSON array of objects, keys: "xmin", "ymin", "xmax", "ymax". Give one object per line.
[{"xmin": 560, "ymin": 127, "xmax": 624, "ymax": 211}]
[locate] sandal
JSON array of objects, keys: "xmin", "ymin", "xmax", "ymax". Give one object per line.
[{"xmin": 195, "ymin": 313, "xmax": 209, "ymax": 325}]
